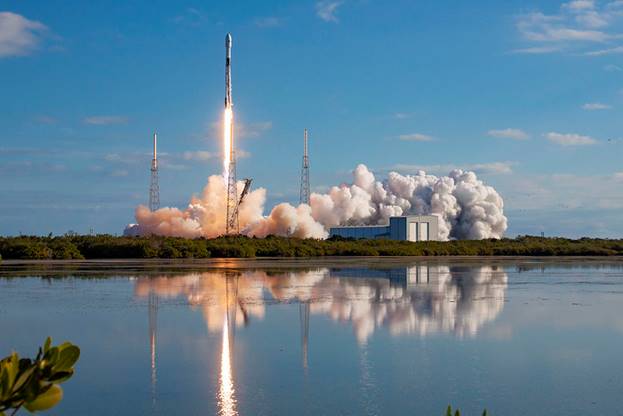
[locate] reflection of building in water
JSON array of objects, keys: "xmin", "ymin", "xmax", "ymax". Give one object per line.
[
  {"xmin": 318, "ymin": 265, "xmax": 508, "ymax": 343},
  {"xmin": 135, "ymin": 264, "xmax": 508, "ymax": 352}
]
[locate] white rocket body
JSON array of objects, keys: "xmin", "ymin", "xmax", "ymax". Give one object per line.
[
  {"xmin": 225, "ymin": 33, "xmax": 232, "ymax": 108},
  {"xmin": 152, "ymin": 132, "xmax": 157, "ymax": 169}
]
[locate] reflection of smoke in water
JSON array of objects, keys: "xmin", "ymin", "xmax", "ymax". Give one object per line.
[
  {"xmin": 313, "ymin": 265, "xmax": 508, "ymax": 343},
  {"xmin": 135, "ymin": 264, "xmax": 507, "ymax": 345}
]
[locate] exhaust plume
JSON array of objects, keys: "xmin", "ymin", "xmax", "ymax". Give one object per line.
[{"xmin": 125, "ymin": 164, "xmax": 507, "ymax": 240}]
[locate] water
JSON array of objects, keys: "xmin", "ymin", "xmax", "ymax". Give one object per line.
[{"xmin": 1, "ymin": 258, "xmax": 622, "ymax": 415}]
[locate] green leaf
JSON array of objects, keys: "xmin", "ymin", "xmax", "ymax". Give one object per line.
[
  {"xmin": 7, "ymin": 353, "xmax": 19, "ymax": 387},
  {"xmin": 0, "ymin": 367, "xmax": 8, "ymax": 400},
  {"xmin": 11, "ymin": 366, "xmax": 35, "ymax": 394},
  {"xmin": 48, "ymin": 370, "xmax": 74, "ymax": 384},
  {"xmin": 43, "ymin": 338, "xmax": 51, "ymax": 354},
  {"xmin": 24, "ymin": 384, "xmax": 63, "ymax": 412},
  {"xmin": 446, "ymin": 405, "xmax": 452, "ymax": 416},
  {"xmin": 44, "ymin": 347, "xmax": 59, "ymax": 365},
  {"xmin": 53, "ymin": 346, "xmax": 80, "ymax": 373}
]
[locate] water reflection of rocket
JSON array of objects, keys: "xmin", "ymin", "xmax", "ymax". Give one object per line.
[
  {"xmin": 225, "ymin": 33, "xmax": 232, "ymax": 108},
  {"xmin": 219, "ymin": 276, "xmax": 239, "ymax": 416},
  {"xmin": 148, "ymin": 292, "xmax": 158, "ymax": 406},
  {"xmin": 299, "ymin": 302, "xmax": 310, "ymax": 370}
]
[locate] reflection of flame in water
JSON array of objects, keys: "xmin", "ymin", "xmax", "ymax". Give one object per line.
[
  {"xmin": 148, "ymin": 292, "xmax": 158, "ymax": 407},
  {"xmin": 135, "ymin": 264, "xmax": 508, "ymax": 347},
  {"xmin": 358, "ymin": 343, "xmax": 379, "ymax": 416},
  {"xmin": 134, "ymin": 265, "xmax": 507, "ymax": 413},
  {"xmin": 218, "ymin": 312, "xmax": 237, "ymax": 416},
  {"xmin": 299, "ymin": 302, "xmax": 310, "ymax": 371}
]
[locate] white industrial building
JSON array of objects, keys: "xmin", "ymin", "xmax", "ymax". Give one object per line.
[{"xmin": 329, "ymin": 215, "xmax": 440, "ymax": 242}]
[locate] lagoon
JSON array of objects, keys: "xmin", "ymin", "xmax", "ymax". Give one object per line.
[{"xmin": 1, "ymin": 258, "xmax": 622, "ymax": 415}]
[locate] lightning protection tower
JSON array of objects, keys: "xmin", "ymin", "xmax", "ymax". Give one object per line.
[
  {"xmin": 149, "ymin": 132, "xmax": 160, "ymax": 211},
  {"xmin": 299, "ymin": 129, "xmax": 310, "ymax": 205}
]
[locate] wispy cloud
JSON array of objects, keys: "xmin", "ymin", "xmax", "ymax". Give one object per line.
[
  {"xmin": 515, "ymin": 2, "xmax": 623, "ymax": 55},
  {"xmin": 545, "ymin": 132, "xmax": 598, "ymax": 145},
  {"xmin": 211, "ymin": 120, "xmax": 272, "ymax": 139},
  {"xmin": 613, "ymin": 172, "xmax": 623, "ymax": 181},
  {"xmin": 84, "ymin": 115, "xmax": 128, "ymax": 125},
  {"xmin": 511, "ymin": 46, "xmax": 563, "ymax": 54},
  {"xmin": 237, "ymin": 149, "xmax": 252, "ymax": 158},
  {"xmin": 172, "ymin": 7, "xmax": 207, "ymax": 27},
  {"xmin": 34, "ymin": 115, "xmax": 57, "ymax": 125},
  {"xmin": 497, "ymin": 171, "xmax": 623, "ymax": 213},
  {"xmin": 390, "ymin": 161, "xmax": 516, "ymax": 175},
  {"xmin": 239, "ymin": 121, "xmax": 272, "ymax": 138},
  {"xmin": 398, "ymin": 133, "xmax": 434, "ymax": 142},
  {"xmin": 585, "ymin": 45, "xmax": 623, "ymax": 55},
  {"xmin": 182, "ymin": 150, "xmax": 214, "ymax": 161},
  {"xmin": 0, "ymin": 160, "xmax": 67, "ymax": 174},
  {"xmin": 316, "ymin": 1, "xmax": 343, "ymax": 23},
  {"xmin": 110, "ymin": 169, "xmax": 129, "ymax": 177},
  {"xmin": 487, "ymin": 128, "xmax": 530, "ymax": 140},
  {"xmin": 0, "ymin": 12, "xmax": 47, "ymax": 58},
  {"xmin": 582, "ymin": 102, "xmax": 611, "ymax": 110},
  {"xmin": 392, "ymin": 112, "xmax": 415, "ymax": 119},
  {"xmin": 254, "ymin": 16, "xmax": 281, "ymax": 28},
  {"xmin": 604, "ymin": 63, "xmax": 622, "ymax": 71},
  {"xmin": 104, "ymin": 153, "xmax": 129, "ymax": 163},
  {"xmin": 566, "ymin": 0, "xmax": 595, "ymax": 10}
]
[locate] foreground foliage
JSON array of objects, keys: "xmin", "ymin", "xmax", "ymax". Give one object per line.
[
  {"xmin": 446, "ymin": 405, "xmax": 488, "ymax": 416},
  {"xmin": 1, "ymin": 234, "xmax": 623, "ymax": 260},
  {"xmin": 0, "ymin": 338, "xmax": 80, "ymax": 415}
]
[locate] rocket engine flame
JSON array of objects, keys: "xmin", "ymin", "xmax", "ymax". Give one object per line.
[{"xmin": 223, "ymin": 107, "xmax": 233, "ymax": 178}]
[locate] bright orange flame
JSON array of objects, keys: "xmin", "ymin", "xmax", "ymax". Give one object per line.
[
  {"xmin": 223, "ymin": 107, "xmax": 233, "ymax": 178},
  {"xmin": 218, "ymin": 312, "xmax": 237, "ymax": 416}
]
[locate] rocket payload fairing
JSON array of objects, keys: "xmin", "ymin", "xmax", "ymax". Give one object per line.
[
  {"xmin": 225, "ymin": 33, "xmax": 232, "ymax": 108},
  {"xmin": 152, "ymin": 132, "xmax": 157, "ymax": 168}
]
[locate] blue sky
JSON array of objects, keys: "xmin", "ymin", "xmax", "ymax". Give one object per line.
[{"xmin": 1, "ymin": 0, "xmax": 623, "ymax": 237}]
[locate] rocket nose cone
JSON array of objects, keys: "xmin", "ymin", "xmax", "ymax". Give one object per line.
[{"xmin": 226, "ymin": 33, "xmax": 232, "ymax": 47}]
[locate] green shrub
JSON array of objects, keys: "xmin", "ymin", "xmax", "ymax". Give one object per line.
[
  {"xmin": 1, "ymin": 234, "xmax": 622, "ymax": 259},
  {"xmin": 0, "ymin": 338, "xmax": 80, "ymax": 415}
]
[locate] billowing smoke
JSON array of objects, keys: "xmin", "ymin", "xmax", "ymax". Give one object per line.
[
  {"xmin": 125, "ymin": 164, "xmax": 507, "ymax": 240},
  {"xmin": 125, "ymin": 174, "xmax": 324, "ymax": 238},
  {"xmin": 308, "ymin": 164, "xmax": 507, "ymax": 240}
]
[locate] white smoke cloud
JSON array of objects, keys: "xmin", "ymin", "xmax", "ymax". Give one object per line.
[
  {"xmin": 307, "ymin": 164, "xmax": 507, "ymax": 240},
  {"xmin": 125, "ymin": 164, "xmax": 508, "ymax": 240}
]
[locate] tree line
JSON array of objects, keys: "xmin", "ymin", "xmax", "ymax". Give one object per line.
[{"xmin": 1, "ymin": 234, "xmax": 623, "ymax": 260}]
